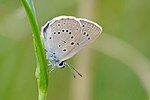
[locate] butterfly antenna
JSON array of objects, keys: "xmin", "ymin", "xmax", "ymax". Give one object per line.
[
  {"xmin": 65, "ymin": 63, "xmax": 76, "ymax": 78},
  {"xmin": 65, "ymin": 62, "xmax": 82, "ymax": 77}
]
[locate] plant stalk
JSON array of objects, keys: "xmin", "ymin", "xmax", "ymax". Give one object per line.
[{"xmin": 21, "ymin": 0, "xmax": 48, "ymax": 100}]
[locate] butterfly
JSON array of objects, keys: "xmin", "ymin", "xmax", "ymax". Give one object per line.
[{"xmin": 41, "ymin": 16, "xmax": 102, "ymax": 77}]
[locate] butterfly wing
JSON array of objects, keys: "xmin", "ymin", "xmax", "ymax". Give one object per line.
[
  {"xmin": 41, "ymin": 16, "xmax": 82, "ymax": 60},
  {"xmin": 61, "ymin": 18, "xmax": 102, "ymax": 61}
]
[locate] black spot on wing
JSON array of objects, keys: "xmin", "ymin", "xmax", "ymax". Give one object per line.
[
  {"xmin": 66, "ymin": 30, "xmax": 69, "ymax": 32},
  {"xmin": 62, "ymin": 29, "xmax": 65, "ymax": 32},
  {"xmin": 71, "ymin": 42, "xmax": 74, "ymax": 45},
  {"xmin": 88, "ymin": 37, "xmax": 91, "ymax": 40},
  {"xmin": 70, "ymin": 36, "xmax": 74, "ymax": 39},
  {"xmin": 69, "ymin": 31, "xmax": 72, "ymax": 34},
  {"xmin": 63, "ymin": 49, "xmax": 67, "ymax": 52},
  {"xmin": 83, "ymin": 32, "xmax": 86, "ymax": 35}
]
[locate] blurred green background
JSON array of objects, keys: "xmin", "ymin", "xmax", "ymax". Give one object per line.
[{"xmin": 0, "ymin": 0, "xmax": 150, "ymax": 100}]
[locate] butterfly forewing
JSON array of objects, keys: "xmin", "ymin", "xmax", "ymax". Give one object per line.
[
  {"xmin": 62, "ymin": 18, "xmax": 102, "ymax": 61},
  {"xmin": 42, "ymin": 16, "xmax": 82, "ymax": 60}
]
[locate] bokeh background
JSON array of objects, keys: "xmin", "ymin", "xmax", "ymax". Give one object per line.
[{"xmin": 0, "ymin": 0, "xmax": 150, "ymax": 100}]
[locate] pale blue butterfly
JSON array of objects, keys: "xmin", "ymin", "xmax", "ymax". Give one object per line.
[{"xmin": 41, "ymin": 16, "xmax": 102, "ymax": 77}]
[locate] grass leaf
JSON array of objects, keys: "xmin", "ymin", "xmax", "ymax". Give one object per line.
[{"xmin": 20, "ymin": 0, "xmax": 48, "ymax": 100}]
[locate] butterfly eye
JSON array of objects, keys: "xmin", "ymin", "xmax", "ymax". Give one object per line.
[{"xmin": 58, "ymin": 61, "xmax": 65, "ymax": 68}]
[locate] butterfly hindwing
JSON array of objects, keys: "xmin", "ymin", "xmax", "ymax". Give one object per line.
[{"xmin": 62, "ymin": 18, "xmax": 102, "ymax": 61}]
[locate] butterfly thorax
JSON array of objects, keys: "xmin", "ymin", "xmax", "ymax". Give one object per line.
[{"xmin": 46, "ymin": 52, "xmax": 64, "ymax": 68}]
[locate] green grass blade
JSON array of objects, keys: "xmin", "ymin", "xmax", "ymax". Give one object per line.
[{"xmin": 20, "ymin": 0, "xmax": 48, "ymax": 100}]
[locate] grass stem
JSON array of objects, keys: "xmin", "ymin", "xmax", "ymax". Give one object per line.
[{"xmin": 21, "ymin": 0, "xmax": 48, "ymax": 100}]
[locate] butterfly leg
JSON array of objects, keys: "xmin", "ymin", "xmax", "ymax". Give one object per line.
[
  {"xmin": 50, "ymin": 66, "xmax": 55, "ymax": 72},
  {"xmin": 47, "ymin": 61, "xmax": 54, "ymax": 71}
]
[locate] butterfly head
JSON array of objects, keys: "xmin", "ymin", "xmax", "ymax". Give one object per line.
[{"xmin": 58, "ymin": 61, "xmax": 65, "ymax": 68}]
